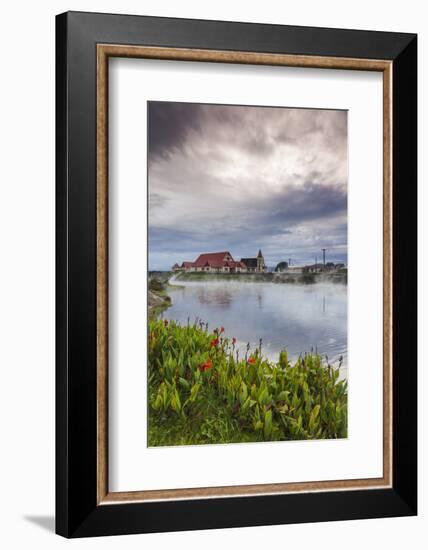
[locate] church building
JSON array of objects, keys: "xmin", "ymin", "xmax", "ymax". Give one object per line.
[{"xmin": 240, "ymin": 250, "xmax": 267, "ymax": 273}]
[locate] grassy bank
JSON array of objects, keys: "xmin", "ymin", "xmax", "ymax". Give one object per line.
[
  {"xmin": 148, "ymin": 277, "xmax": 172, "ymax": 318},
  {"xmin": 148, "ymin": 318, "xmax": 347, "ymax": 446},
  {"xmin": 173, "ymin": 270, "xmax": 347, "ymax": 284},
  {"xmin": 174, "ymin": 271, "xmax": 274, "ymax": 283}
]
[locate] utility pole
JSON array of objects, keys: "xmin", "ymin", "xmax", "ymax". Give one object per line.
[
  {"xmin": 321, "ymin": 248, "xmax": 326, "ymax": 270},
  {"xmin": 288, "ymin": 258, "xmax": 291, "ymax": 267}
]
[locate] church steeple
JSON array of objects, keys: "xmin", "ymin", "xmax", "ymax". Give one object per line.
[{"xmin": 256, "ymin": 249, "xmax": 265, "ymax": 272}]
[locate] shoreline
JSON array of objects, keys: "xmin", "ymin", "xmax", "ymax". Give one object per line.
[
  {"xmin": 148, "ymin": 271, "xmax": 347, "ymax": 374},
  {"xmin": 165, "ymin": 270, "xmax": 347, "ymax": 285},
  {"xmin": 147, "ymin": 270, "xmax": 346, "ymax": 315}
]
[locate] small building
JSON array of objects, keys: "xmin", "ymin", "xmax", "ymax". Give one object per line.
[
  {"xmin": 240, "ymin": 250, "xmax": 267, "ymax": 273},
  {"xmin": 303, "ymin": 263, "xmax": 324, "ymax": 273},
  {"xmin": 173, "ymin": 250, "xmax": 268, "ymax": 273},
  {"xmin": 286, "ymin": 266, "xmax": 304, "ymax": 274},
  {"xmin": 174, "ymin": 251, "xmax": 247, "ymax": 273},
  {"xmin": 193, "ymin": 251, "xmax": 235, "ymax": 272}
]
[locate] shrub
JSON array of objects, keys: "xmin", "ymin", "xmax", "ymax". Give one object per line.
[
  {"xmin": 149, "ymin": 278, "xmax": 165, "ymax": 292},
  {"xmin": 148, "ymin": 319, "xmax": 347, "ymax": 446},
  {"xmin": 301, "ymin": 273, "xmax": 316, "ymax": 284}
]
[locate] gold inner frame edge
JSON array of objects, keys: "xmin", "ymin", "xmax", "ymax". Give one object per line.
[{"xmin": 96, "ymin": 44, "xmax": 393, "ymax": 505}]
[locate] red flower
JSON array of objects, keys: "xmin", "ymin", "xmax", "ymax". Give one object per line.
[
  {"xmin": 210, "ymin": 338, "xmax": 219, "ymax": 348},
  {"xmin": 199, "ymin": 359, "xmax": 213, "ymax": 372},
  {"xmin": 163, "ymin": 319, "xmax": 168, "ymax": 326},
  {"xmin": 220, "ymin": 326, "xmax": 225, "ymax": 333},
  {"xmin": 232, "ymin": 337, "xmax": 236, "ymax": 344},
  {"xmin": 247, "ymin": 357, "xmax": 256, "ymax": 365}
]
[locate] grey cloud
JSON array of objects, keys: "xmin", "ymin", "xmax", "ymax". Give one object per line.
[
  {"xmin": 148, "ymin": 102, "xmax": 347, "ymax": 270},
  {"xmin": 149, "ymin": 102, "xmax": 347, "ymax": 161},
  {"xmin": 149, "ymin": 192, "xmax": 169, "ymax": 209},
  {"xmin": 266, "ymin": 181, "xmax": 347, "ymax": 225},
  {"xmin": 148, "ymin": 102, "xmax": 203, "ymax": 159}
]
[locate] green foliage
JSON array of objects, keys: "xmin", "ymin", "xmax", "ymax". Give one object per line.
[
  {"xmin": 149, "ymin": 277, "xmax": 165, "ymax": 292},
  {"xmin": 175, "ymin": 271, "xmax": 274, "ymax": 282},
  {"xmin": 300, "ymin": 273, "xmax": 316, "ymax": 284},
  {"xmin": 148, "ymin": 319, "xmax": 347, "ymax": 446},
  {"xmin": 275, "ymin": 261, "xmax": 289, "ymax": 272}
]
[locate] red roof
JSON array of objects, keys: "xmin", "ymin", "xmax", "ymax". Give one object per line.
[
  {"xmin": 225, "ymin": 260, "xmax": 246, "ymax": 268},
  {"xmin": 177, "ymin": 252, "xmax": 247, "ymax": 270},
  {"xmin": 193, "ymin": 251, "xmax": 233, "ymax": 268}
]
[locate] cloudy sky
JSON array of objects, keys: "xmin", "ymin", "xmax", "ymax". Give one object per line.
[{"xmin": 148, "ymin": 101, "xmax": 347, "ymax": 271}]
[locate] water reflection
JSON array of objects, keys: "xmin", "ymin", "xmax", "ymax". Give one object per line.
[
  {"xmin": 164, "ymin": 280, "xmax": 347, "ymax": 369},
  {"xmin": 196, "ymin": 287, "xmax": 233, "ymax": 307}
]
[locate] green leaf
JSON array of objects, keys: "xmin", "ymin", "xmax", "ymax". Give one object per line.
[
  {"xmin": 309, "ymin": 404, "xmax": 321, "ymax": 431},
  {"xmin": 178, "ymin": 377, "xmax": 189, "ymax": 388},
  {"xmin": 241, "ymin": 396, "xmax": 252, "ymax": 412},
  {"xmin": 189, "ymin": 383, "xmax": 201, "ymax": 401},
  {"xmin": 277, "ymin": 390, "xmax": 290, "ymax": 401},
  {"xmin": 264, "ymin": 409, "xmax": 273, "ymax": 439},
  {"xmin": 239, "ymin": 381, "xmax": 248, "ymax": 405}
]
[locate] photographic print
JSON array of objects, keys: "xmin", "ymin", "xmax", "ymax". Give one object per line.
[{"xmin": 148, "ymin": 101, "xmax": 348, "ymax": 447}]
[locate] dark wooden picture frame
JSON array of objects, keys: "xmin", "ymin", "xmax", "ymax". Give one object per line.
[{"xmin": 56, "ymin": 11, "xmax": 417, "ymax": 538}]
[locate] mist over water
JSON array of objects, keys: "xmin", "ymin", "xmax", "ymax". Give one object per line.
[{"xmin": 163, "ymin": 279, "xmax": 347, "ymax": 371}]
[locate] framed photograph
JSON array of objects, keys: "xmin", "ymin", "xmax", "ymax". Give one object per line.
[{"xmin": 56, "ymin": 11, "xmax": 417, "ymax": 537}]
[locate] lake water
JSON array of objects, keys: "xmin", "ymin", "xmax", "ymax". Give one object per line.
[{"xmin": 163, "ymin": 279, "xmax": 347, "ymax": 371}]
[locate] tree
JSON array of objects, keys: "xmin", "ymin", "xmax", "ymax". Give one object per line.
[{"xmin": 275, "ymin": 261, "xmax": 288, "ymax": 272}]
